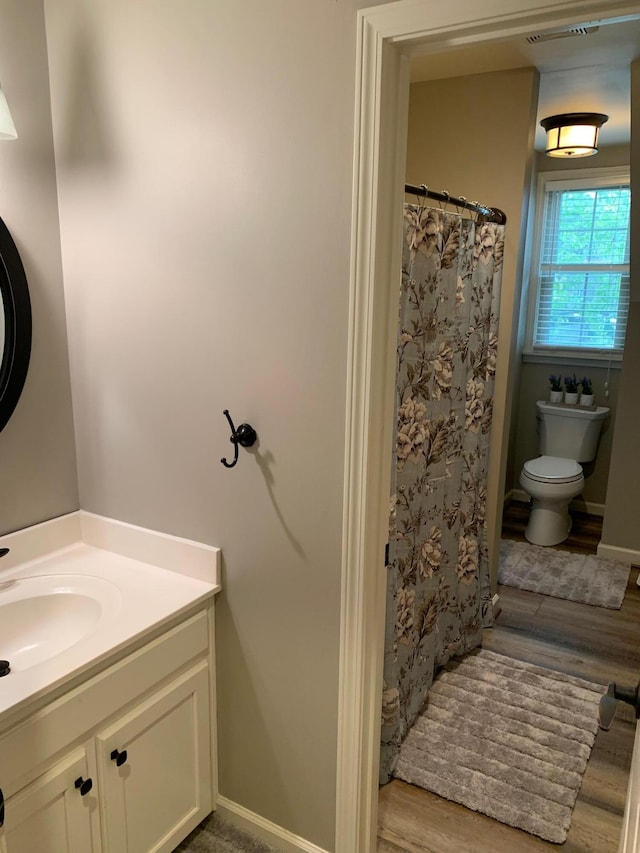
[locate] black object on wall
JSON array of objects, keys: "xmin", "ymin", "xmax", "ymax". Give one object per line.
[
  {"xmin": 220, "ymin": 409, "xmax": 257, "ymax": 469},
  {"xmin": 0, "ymin": 216, "xmax": 31, "ymax": 433}
]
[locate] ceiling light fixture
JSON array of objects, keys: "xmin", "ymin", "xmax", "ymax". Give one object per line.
[{"xmin": 540, "ymin": 112, "xmax": 608, "ymax": 158}]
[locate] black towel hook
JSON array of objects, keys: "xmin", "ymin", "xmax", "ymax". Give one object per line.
[{"xmin": 221, "ymin": 409, "xmax": 257, "ymax": 468}]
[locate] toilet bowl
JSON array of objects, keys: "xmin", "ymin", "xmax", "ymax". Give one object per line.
[
  {"xmin": 519, "ymin": 401, "xmax": 608, "ymax": 546},
  {"xmin": 519, "ymin": 455, "xmax": 584, "ymax": 546}
]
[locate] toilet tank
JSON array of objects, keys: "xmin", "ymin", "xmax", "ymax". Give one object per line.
[{"xmin": 537, "ymin": 400, "xmax": 609, "ymax": 463}]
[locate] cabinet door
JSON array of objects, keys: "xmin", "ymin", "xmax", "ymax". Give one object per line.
[
  {"xmin": 0, "ymin": 749, "xmax": 95, "ymax": 853},
  {"xmin": 96, "ymin": 660, "xmax": 211, "ymax": 853}
]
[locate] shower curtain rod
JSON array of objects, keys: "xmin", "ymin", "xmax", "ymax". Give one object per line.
[{"xmin": 404, "ymin": 183, "xmax": 507, "ymax": 225}]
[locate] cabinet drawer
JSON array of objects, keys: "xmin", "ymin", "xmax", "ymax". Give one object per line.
[{"xmin": 0, "ymin": 608, "xmax": 210, "ymax": 797}]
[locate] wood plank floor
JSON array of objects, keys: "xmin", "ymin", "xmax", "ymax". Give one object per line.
[{"xmin": 378, "ymin": 503, "xmax": 640, "ymax": 852}]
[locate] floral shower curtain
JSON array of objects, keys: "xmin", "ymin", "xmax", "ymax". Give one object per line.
[{"xmin": 379, "ymin": 204, "xmax": 504, "ymax": 783}]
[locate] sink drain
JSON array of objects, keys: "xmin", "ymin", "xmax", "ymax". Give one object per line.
[{"xmin": 0, "ymin": 661, "xmax": 10, "ymax": 677}]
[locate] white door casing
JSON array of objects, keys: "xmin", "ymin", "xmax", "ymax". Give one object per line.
[{"xmin": 337, "ymin": 2, "xmax": 640, "ymax": 852}]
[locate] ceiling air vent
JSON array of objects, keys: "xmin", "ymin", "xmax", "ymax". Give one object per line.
[{"xmin": 526, "ymin": 26, "xmax": 599, "ymax": 44}]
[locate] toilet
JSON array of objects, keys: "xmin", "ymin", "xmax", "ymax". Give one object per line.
[{"xmin": 519, "ymin": 401, "xmax": 609, "ymax": 546}]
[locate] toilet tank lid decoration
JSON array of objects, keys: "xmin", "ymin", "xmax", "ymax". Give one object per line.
[
  {"xmin": 580, "ymin": 376, "xmax": 593, "ymax": 395},
  {"xmin": 548, "ymin": 373, "xmax": 562, "ymax": 391},
  {"xmin": 564, "ymin": 373, "xmax": 579, "ymax": 393}
]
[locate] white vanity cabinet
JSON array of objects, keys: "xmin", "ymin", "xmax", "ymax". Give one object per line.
[
  {"xmin": 0, "ymin": 748, "xmax": 95, "ymax": 853},
  {"xmin": 0, "ymin": 605, "xmax": 215, "ymax": 853},
  {"xmin": 96, "ymin": 661, "xmax": 211, "ymax": 852}
]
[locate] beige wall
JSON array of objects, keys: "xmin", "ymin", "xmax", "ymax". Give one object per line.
[
  {"xmin": 42, "ymin": 0, "xmax": 390, "ymax": 848},
  {"xmin": 8, "ymin": 3, "xmax": 632, "ymax": 850},
  {"xmin": 601, "ymin": 61, "xmax": 640, "ymax": 552},
  {"xmin": 0, "ymin": 0, "xmax": 78, "ymax": 535},
  {"xmin": 406, "ymin": 68, "xmax": 539, "ymax": 587}
]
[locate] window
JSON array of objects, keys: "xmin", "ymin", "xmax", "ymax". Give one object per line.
[{"xmin": 525, "ymin": 167, "xmax": 630, "ymax": 362}]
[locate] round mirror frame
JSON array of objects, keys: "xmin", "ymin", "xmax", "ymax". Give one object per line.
[{"xmin": 0, "ymin": 216, "xmax": 31, "ymax": 432}]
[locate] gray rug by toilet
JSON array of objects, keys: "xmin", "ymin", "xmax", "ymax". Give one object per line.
[
  {"xmin": 174, "ymin": 813, "xmax": 281, "ymax": 853},
  {"xmin": 394, "ymin": 649, "xmax": 605, "ymax": 844},
  {"xmin": 499, "ymin": 538, "xmax": 631, "ymax": 608}
]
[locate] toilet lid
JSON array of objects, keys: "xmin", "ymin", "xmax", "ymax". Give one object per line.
[{"xmin": 523, "ymin": 455, "xmax": 583, "ymax": 484}]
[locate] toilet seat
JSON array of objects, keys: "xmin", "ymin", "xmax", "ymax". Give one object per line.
[{"xmin": 522, "ymin": 455, "xmax": 582, "ymax": 484}]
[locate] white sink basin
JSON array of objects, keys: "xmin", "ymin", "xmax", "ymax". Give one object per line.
[{"xmin": 0, "ymin": 574, "xmax": 122, "ymax": 672}]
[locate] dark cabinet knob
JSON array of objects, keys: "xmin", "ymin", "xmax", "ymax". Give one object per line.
[
  {"xmin": 74, "ymin": 776, "xmax": 93, "ymax": 796},
  {"xmin": 110, "ymin": 748, "xmax": 128, "ymax": 767}
]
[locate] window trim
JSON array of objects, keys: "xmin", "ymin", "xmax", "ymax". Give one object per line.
[{"xmin": 523, "ymin": 164, "xmax": 630, "ymax": 364}]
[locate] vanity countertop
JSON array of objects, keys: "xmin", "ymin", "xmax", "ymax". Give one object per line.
[{"xmin": 0, "ymin": 512, "xmax": 220, "ymax": 728}]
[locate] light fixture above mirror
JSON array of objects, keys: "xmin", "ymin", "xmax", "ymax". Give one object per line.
[{"xmin": 540, "ymin": 112, "xmax": 608, "ymax": 158}]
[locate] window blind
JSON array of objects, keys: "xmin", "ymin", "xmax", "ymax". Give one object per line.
[{"xmin": 534, "ymin": 184, "xmax": 630, "ymax": 352}]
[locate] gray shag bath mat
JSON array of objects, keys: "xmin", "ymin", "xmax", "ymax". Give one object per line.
[
  {"xmin": 174, "ymin": 813, "xmax": 280, "ymax": 853},
  {"xmin": 394, "ymin": 648, "xmax": 605, "ymax": 843},
  {"xmin": 499, "ymin": 538, "xmax": 631, "ymax": 609}
]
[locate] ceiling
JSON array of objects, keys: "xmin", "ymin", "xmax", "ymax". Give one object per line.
[{"xmin": 410, "ymin": 17, "xmax": 640, "ymax": 151}]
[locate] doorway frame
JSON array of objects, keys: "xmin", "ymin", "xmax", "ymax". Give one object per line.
[{"xmin": 336, "ymin": 2, "xmax": 640, "ymax": 851}]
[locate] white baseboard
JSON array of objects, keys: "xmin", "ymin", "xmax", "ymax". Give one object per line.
[
  {"xmin": 597, "ymin": 542, "xmax": 640, "ymax": 566},
  {"xmin": 508, "ymin": 489, "xmax": 605, "ymax": 517},
  {"xmin": 505, "ymin": 497, "xmax": 639, "ymax": 565},
  {"xmin": 507, "ymin": 489, "xmax": 531, "ymax": 506},
  {"xmin": 570, "ymin": 498, "xmax": 605, "ymax": 517},
  {"xmin": 215, "ymin": 796, "xmax": 329, "ymax": 853}
]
